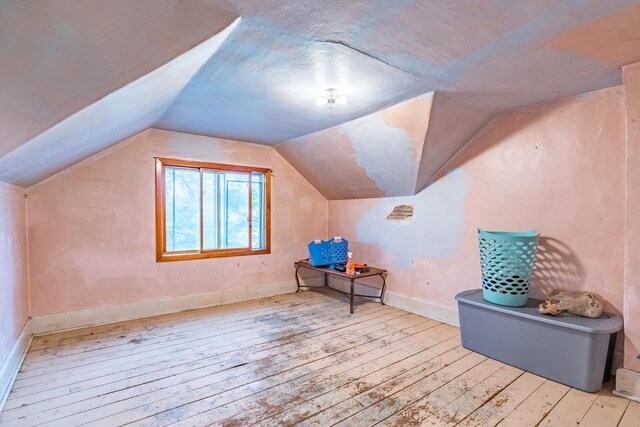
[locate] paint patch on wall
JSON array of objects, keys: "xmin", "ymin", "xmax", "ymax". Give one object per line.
[
  {"xmin": 340, "ymin": 114, "xmax": 418, "ymax": 196},
  {"xmin": 275, "ymin": 128, "xmax": 386, "ymax": 200},
  {"xmin": 356, "ymin": 168, "xmax": 468, "ymax": 269}
]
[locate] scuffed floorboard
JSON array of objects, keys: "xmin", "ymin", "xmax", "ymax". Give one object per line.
[{"xmin": 0, "ymin": 290, "xmax": 637, "ymax": 426}]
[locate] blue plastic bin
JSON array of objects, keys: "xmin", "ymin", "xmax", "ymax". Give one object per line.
[
  {"xmin": 308, "ymin": 237, "xmax": 348, "ymax": 267},
  {"xmin": 478, "ymin": 228, "xmax": 540, "ymax": 307}
]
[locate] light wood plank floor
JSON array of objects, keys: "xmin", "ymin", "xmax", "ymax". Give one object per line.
[{"xmin": 1, "ymin": 290, "xmax": 638, "ymax": 426}]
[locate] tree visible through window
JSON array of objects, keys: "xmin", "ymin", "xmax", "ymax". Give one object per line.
[{"xmin": 155, "ymin": 158, "xmax": 271, "ymax": 261}]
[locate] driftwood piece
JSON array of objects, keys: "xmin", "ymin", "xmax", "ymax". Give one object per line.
[{"xmin": 538, "ymin": 290, "xmax": 604, "ymax": 318}]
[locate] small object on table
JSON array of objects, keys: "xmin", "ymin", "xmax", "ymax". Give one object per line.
[
  {"xmin": 346, "ymin": 251, "xmax": 355, "ymax": 275},
  {"xmin": 294, "ymin": 259, "xmax": 387, "ymax": 314}
]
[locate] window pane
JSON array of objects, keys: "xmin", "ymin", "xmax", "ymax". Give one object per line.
[
  {"xmin": 202, "ymin": 171, "xmax": 219, "ymax": 250},
  {"xmin": 223, "ymin": 172, "xmax": 250, "ymax": 249},
  {"xmin": 165, "ymin": 167, "xmax": 200, "ymax": 252},
  {"xmin": 252, "ymin": 172, "xmax": 265, "ymax": 249}
]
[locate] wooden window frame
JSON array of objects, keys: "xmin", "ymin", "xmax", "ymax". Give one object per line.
[{"xmin": 155, "ymin": 157, "xmax": 271, "ymax": 262}]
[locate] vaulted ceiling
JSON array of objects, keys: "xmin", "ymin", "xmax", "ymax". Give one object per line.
[{"xmin": 2, "ymin": 0, "xmax": 640, "ymax": 196}]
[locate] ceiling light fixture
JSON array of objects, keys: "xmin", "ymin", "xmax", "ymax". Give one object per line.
[{"xmin": 315, "ymin": 88, "xmax": 348, "ymax": 108}]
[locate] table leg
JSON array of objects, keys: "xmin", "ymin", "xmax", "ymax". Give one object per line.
[
  {"xmin": 295, "ymin": 265, "xmax": 302, "ymax": 292},
  {"xmin": 350, "ymin": 278, "xmax": 355, "ymax": 314},
  {"xmin": 379, "ymin": 274, "xmax": 387, "ymax": 305},
  {"xmin": 324, "ymin": 272, "xmax": 328, "ymax": 287}
]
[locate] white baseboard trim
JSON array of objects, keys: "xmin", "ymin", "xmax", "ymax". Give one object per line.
[
  {"xmin": 0, "ymin": 319, "xmax": 32, "ymax": 413},
  {"xmin": 614, "ymin": 368, "xmax": 640, "ymax": 402},
  {"xmin": 297, "ymin": 275, "xmax": 326, "ymax": 288},
  {"xmin": 323, "ymin": 277, "xmax": 459, "ymax": 327},
  {"xmin": 383, "ymin": 291, "xmax": 460, "ymax": 327},
  {"xmin": 31, "ymin": 280, "xmax": 297, "ymax": 335}
]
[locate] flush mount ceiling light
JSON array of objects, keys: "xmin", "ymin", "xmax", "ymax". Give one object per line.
[{"xmin": 315, "ymin": 88, "xmax": 348, "ymax": 108}]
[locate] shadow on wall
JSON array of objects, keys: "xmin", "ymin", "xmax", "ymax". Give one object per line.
[
  {"xmin": 296, "ymin": 268, "xmax": 325, "ymax": 288},
  {"xmin": 532, "ymin": 236, "xmax": 623, "ymax": 350},
  {"xmin": 531, "ymin": 236, "xmax": 586, "ymax": 300}
]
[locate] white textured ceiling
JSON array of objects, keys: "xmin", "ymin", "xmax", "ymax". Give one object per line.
[
  {"xmin": 157, "ymin": 22, "xmax": 426, "ymax": 144},
  {"xmin": 2, "ymin": 0, "xmax": 640, "ymax": 196},
  {"xmin": 0, "ymin": 0, "xmax": 236, "ymax": 158},
  {"xmin": 0, "ymin": 20, "xmax": 240, "ymax": 187}
]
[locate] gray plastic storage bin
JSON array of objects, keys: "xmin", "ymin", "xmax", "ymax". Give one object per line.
[{"xmin": 455, "ymin": 289, "xmax": 622, "ymax": 392}]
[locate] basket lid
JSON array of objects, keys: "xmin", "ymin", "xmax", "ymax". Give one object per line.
[{"xmin": 455, "ymin": 289, "xmax": 622, "ymax": 334}]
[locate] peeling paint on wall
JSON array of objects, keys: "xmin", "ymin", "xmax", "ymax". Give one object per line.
[
  {"xmin": 275, "ymin": 93, "xmax": 431, "ymax": 200},
  {"xmin": 331, "ymin": 85, "xmax": 626, "ymax": 322},
  {"xmin": 386, "ymin": 205, "xmax": 414, "ymax": 220},
  {"xmin": 340, "ymin": 114, "xmax": 418, "ymax": 196},
  {"xmin": 356, "ymin": 168, "xmax": 468, "ymax": 269}
]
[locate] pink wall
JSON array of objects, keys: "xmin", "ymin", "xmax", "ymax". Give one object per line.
[
  {"xmin": 15, "ymin": 81, "xmax": 640, "ymax": 373},
  {"xmin": 623, "ymin": 62, "xmax": 640, "ymax": 372},
  {"xmin": 26, "ymin": 129, "xmax": 327, "ymax": 316},
  {"xmin": 329, "ymin": 86, "xmax": 626, "ymax": 320},
  {"xmin": 0, "ymin": 182, "xmax": 29, "ymax": 366}
]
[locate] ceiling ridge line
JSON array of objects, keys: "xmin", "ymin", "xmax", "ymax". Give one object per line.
[
  {"xmin": 154, "ymin": 17, "xmax": 243, "ymax": 128},
  {"xmin": 275, "ymin": 91, "xmax": 437, "ymax": 148},
  {"xmin": 0, "ymin": 17, "xmax": 242, "ymax": 187},
  {"xmin": 311, "ymin": 39, "xmax": 432, "ymax": 83}
]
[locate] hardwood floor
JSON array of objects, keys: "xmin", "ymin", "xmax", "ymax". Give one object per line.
[{"xmin": 1, "ymin": 290, "xmax": 637, "ymax": 426}]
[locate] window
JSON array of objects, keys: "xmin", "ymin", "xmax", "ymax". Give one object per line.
[{"xmin": 155, "ymin": 158, "xmax": 271, "ymax": 262}]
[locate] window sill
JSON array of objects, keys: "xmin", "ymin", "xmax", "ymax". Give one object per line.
[{"xmin": 156, "ymin": 248, "xmax": 271, "ymax": 262}]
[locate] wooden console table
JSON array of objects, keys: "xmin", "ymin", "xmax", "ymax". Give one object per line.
[{"xmin": 294, "ymin": 259, "xmax": 387, "ymax": 314}]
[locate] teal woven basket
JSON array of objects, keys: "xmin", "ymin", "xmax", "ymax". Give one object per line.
[{"xmin": 478, "ymin": 228, "xmax": 540, "ymax": 307}]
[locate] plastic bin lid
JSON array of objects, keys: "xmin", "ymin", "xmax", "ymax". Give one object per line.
[{"xmin": 455, "ymin": 289, "xmax": 622, "ymax": 334}]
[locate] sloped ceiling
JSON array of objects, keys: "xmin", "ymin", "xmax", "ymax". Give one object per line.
[
  {"xmin": 276, "ymin": 94, "xmax": 433, "ymax": 199},
  {"xmin": 0, "ymin": 20, "xmax": 240, "ymax": 187},
  {"xmin": 157, "ymin": 24, "xmax": 426, "ymax": 144},
  {"xmin": 415, "ymin": 93, "xmax": 495, "ymax": 193},
  {"xmin": 2, "ymin": 1, "xmax": 640, "ymax": 196},
  {"xmin": 0, "ymin": 0, "xmax": 237, "ymax": 157}
]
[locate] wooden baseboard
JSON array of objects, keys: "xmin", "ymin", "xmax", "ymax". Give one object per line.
[
  {"xmin": 614, "ymin": 368, "xmax": 640, "ymax": 402},
  {"xmin": 383, "ymin": 291, "xmax": 460, "ymax": 327},
  {"xmin": 31, "ymin": 280, "xmax": 298, "ymax": 335},
  {"xmin": 0, "ymin": 319, "xmax": 32, "ymax": 413}
]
